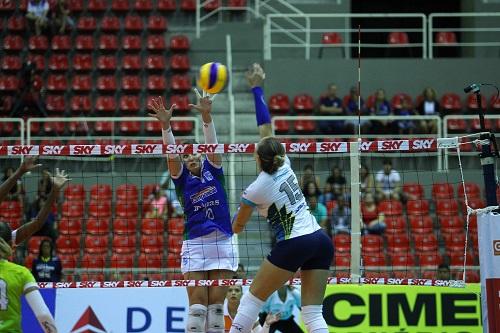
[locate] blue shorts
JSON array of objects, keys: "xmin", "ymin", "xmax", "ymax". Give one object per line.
[{"xmin": 267, "ymin": 229, "xmax": 334, "ymax": 272}]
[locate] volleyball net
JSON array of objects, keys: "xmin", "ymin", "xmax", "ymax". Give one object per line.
[{"xmin": 0, "ymin": 134, "xmax": 490, "ymax": 288}]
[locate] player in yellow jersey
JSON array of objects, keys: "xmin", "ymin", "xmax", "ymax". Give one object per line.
[{"xmin": 0, "ymin": 222, "xmax": 58, "ymax": 333}]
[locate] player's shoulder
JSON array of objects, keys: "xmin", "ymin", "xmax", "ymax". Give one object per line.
[{"xmin": 0, "ymin": 260, "xmax": 32, "ymax": 276}]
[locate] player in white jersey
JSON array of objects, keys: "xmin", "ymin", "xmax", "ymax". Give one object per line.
[{"xmin": 229, "ymin": 64, "xmax": 334, "ymax": 333}]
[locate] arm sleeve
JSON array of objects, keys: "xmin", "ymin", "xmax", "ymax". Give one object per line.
[
  {"xmin": 25, "ymin": 289, "xmax": 58, "ymax": 333},
  {"xmin": 241, "ymin": 182, "xmax": 259, "ymax": 207},
  {"xmin": 291, "ymin": 289, "xmax": 301, "ymax": 308}
]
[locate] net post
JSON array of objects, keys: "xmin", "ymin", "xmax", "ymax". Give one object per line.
[{"xmin": 349, "ymin": 140, "xmax": 362, "ymax": 282}]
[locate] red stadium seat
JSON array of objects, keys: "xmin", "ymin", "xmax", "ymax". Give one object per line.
[
  {"xmin": 80, "ymin": 253, "xmax": 106, "ymax": 269},
  {"xmin": 113, "ymin": 218, "xmax": 137, "ymax": 235},
  {"xmin": 418, "ymin": 253, "xmax": 443, "ymax": 267},
  {"xmin": 59, "ymin": 218, "xmax": 82, "ymax": 235},
  {"xmin": 86, "ymin": 217, "xmax": 110, "ymax": 235},
  {"xmin": 75, "ymin": 35, "xmax": 94, "ymax": 51},
  {"xmin": 384, "ymin": 216, "xmax": 406, "ymax": 234},
  {"xmin": 99, "ymin": 35, "xmax": 119, "ymax": 52},
  {"xmin": 80, "ymin": 273, "xmax": 105, "ymax": 282},
  {"xmin": 72, "ymin": 75, "xmax": 92, "ymax": 93},
  {"xmin": 88, "ymin": 0, "xmax": 107, "ymax": 12},
  {"xmin": 168, "ymin": 235, "xmax": 183, "ymax": 254},
  {"xmin": 45, "ymin": 95, "xmax": 66, "ymax": 114},
  {"xmin": 334, "ymin": 255, "xmax": 350, "ymax": 268},
  {"xmin": 120, "ymin": 95, "xmax": 140, "ymax": 114},
  {"xmin": 171, "ymin": 120, "xmax": 194, "ymax": 134},
  {"xmin": 408, "ymin": 215, "xmax": 433, "ymax": 234},
  {"xmin": 406, "ymin": 199, "xmax": 430, "ymax": 216},
  {"xmin": 391, "ymin": 93, "xmax": 413, "ymax": 109},
  {"xmin": 322, "ymin": 32, "xmax": 342, "ymax": 45},
  {"xmin": 42, "ymin": 121, "xmax": 66, "ymax": 135},
  {"xmin": 449, "ymin": 251, "xmax": 474, "ymax": 267},
  {"xmin": 148, "ymin": 15, "xmax": 167, "ymax": 32},
  {"xmin": 68, "ymin": 0, "xmax": 84, "ymax": 12},
  {"xmin": 112, "ymin": 235, "xmax": 136, "ymax": 254},
  {"xmin": 363, "ymin": 254, "xmax": 386, "ymax": 268},
  {"xmin": 110, "ymin": 253, "xmax": 134, "ymax": 269},
  {"xmin": 56, "ymin": 236, "xmax": 80, "ymax": 255},
  {"xmin": 388, "ymin": 32, "xmax": 409, "ymax": 45},
  {"xmin": 64, "ymin": 184, "xmax": 85, "ymax": 201},
  {"xmin": 27, "ymin": 54, "xmax": 45, "ymax": 71},
  {"xmin": 141, "ymin": 235, "xmax": 164, "ymax": 254},
  {"xmin": 58, "ymin": 254, "xmax": 77, "ymax": 270},
  {"xmin": 73, "ymin": 54, "xmax": 93, "ymax": 72},
  {"xmin": 391, "ymin": 253, "xmax": 415, "ymax": 268},
  {"xmin": 95, "ymin": 96, "xmax": 117, "ymax": 114},
  {"xmin": 228, "ymin": 0, "xmax": 247, "ymax": 6},
  {"xmin": 122, "ymin": 55, "xmax": 142, "ymax": 71},
  {"xmin": 147, "ymin": 35, "xmax": 167, "ymax": 52},
  {"xmin": 90, "ymin": 184, "xmax": 112, "ymax": 201},
  {"xmin": 141, "ymin": 218, "xmax": 164, "ymax": 235},
  {"xmin": 293, "ymin": 94, "xmax": 314, "ymax": 113},
  {"xmin": 413, "ymin": 234, "xmax": 438, "ymax": 253},
  {"xmin": 204, "ymin": 0, "xmax": 221, "ymax": 11},
  {"xmin": 377, "ymin": 200, "xmax": 403, "ymax": 216},
  {"xmin": 466, "ymin": 93, "xmax": 487, "ymax": 111},
  {"xmin": 361, "ymin": 235, "xmax": 384, "ymax": 253},
  {"xmin": 123, "ymin": 35, "xmax": 142, "ymax": 52},
  {"xmin": 46, "ymin": 74, "xmax": 67, "ymax": 92},
  {"xmin": 70, "ymin": 95, "xmax": 92, "ymax": 114},
  {"xmin": 170, "ymin": 35, "xmax": 190, "ymax": 52},
  {"xmin": 435, "ymin": 199, "xmax": 459, "ymax": 216},
  {"xmin": 333, "ymin": 234, "xmax": 350, "ymax": 253},
  {"xmin": 145, "ymin": 55, "xmax": 166, "ymax": 71},
  {"xmin": 491, "ymin": 94, "xmax": 500, "ymax": 112},
  {"xmin": 402, "ymin": 182, "xmax": 424, "ymax": 199},
  {"xmin": 7, "ymin": 16, "xmax": 26, "ymax": 32},
  {"xmin": 462, "ymin": 271, "xmax": 480, "ymax": 283},
  {"xmin": 168, "ymin": 218, "xmax": 184, "ymax": 235},
  {"xmin": 180, "ymin": 0, "xmax": 196, "ymax": 12},
  {"xmin": 386, "ymin": 233, "xmax": 410, "ymax": 254},
  {"xmin": 158, "ymin": 0, "xmax": 177, "ymax": 11},
  {"xmin": 122, "ymin": 76, "xmax": 141, "ymax": 92},
  {"xmin": 269, "ymin": 94, "xmax": 291, "ymax": 114},
  {"xmin": 0, "ymin": 75, "xmax": 19, "ymax": 92},
  {"xmin": 68, "ymin": 121, "xmax": 90, "ymax": 134},
  {"xmin": 294, "ymin": 119, "xmax": 315, "ymax": 133},
  {"xmin": 145, "ymin": 121, "xmax": 162, "ymax": 134},
  {"xmin": 134, "ymin": 0, "xmax": 153, "ymax": 11},
  {"xmin": 170, "ymin": 74, "xmax": 191, "ymax": 92},
  {"xmin": 435, "ymin": 32, "xmax": 457, "ymax": 44},
  {"xmin": 88, "ymin": 201, "xmax": 112, "ymax": 218},
  {"xmin": 170, "ymin": 95, "xmax": 190, "ymax": 113},
  {"xmin": 440, "ymin": 93, "xmax": 462, "ymax": 113},
  {"xmin": 447, "ymin": 118, "xmax": 467, "ymax": 132},
  {"xmin": 116, "ymin": 202, "xmax": 139, "ymax": 218},
  {"xmin": 432, "ymin": 182, "xmax": 454, "ymax": 200},
  {"xmin": 170, "ymin": 54, "xmax": 190, "ymax": 72},
  {"xmin": 3, "ymin": 35, "xmax": 23, "ymax": 52},
  {"xmin": 461, "ymin": 197, "xmax": 485, "ymax": 215},
  {"xmin": 166, "ymin": 253, "xmax": 181, "ymax": 268},
  {"xmin": 112, "ymin": 0, "xmax": 129, "ymax": 12},
  {"xmin": 97, "ymin": 76, "xmax": 117, "ymax": 92},
  {"xmin": 84, "ymin": 235, "xmax": 109, "ymax": 254},
  {"xmin": 1, "ymin": 56, "xmax": 22, "ymax": 72},
  {"xmin": 147, "ymin": 75, "xmax": 167, "ymax": 92},
  {"xmin": 61, "ymin": 200, "xmax": 84, "ymax": 218},
  {"xmin": 443, "ymin": 231, "xmax": 466, "ymax": 252},
  {"xmin": 101, "ymin": 15, "xmax": 121, "ymax": 32},
  {"xmin": 137, "ymin": 253, "xmax": 162, "ymax": 269},
  {"xmin": 97, "ymin": 55, "xmax": 118, "ymax": 72},
  {"xmin": 120, "ymin": 121, "xmax": 141, "ymax": 134},
  {"xmin": 125, "ymin": 14, "xmax": 144, "ymax": 32},
  {"xmin": 28, "ymin": 35, "xmax": 48, "ymax": 52},
  {"xmin": 117, "ymin": 184, "xmax": 138, "ymax": 201},
  {"xmin": 77, "ymin": 16, "xmax": 97, "ymax": 33},
  {"xmin": 470, "ymin": 118, "xmax": 493, "ymax": 131}
]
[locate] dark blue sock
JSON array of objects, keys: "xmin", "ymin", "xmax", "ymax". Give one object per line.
[{"xmin": 252, "ymin": 86, "xmax": 271, "ymax": 126}]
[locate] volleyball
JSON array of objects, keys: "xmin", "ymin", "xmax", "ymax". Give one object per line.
[{"xmin": 197, "ymin": 62, "xmax": 228, "ymax": 94}]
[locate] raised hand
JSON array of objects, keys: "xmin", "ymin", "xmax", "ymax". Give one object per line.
[
  {"xmin": 246, "ymin": 63, "xmax": 266, "ymax": 88},
  {"xmin": 51, "ymin": 168, "xmax": 70, "ymax": 191},
  {"xmin": 148, "ymin": 96, "xmax": 176, "ymax": 129},
  {"xmin": 18, "ymin": 156, "xmax": 42, "ymax": 174},
  {"xmin": 0, "ymin": 237, "xmax": 12, "ymax": 259},
  {"xmin": 189, "ymin": 89, "xmax": 212, "ymax": 116}
]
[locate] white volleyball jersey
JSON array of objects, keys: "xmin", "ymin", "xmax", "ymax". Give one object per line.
[{"xmin": 241, "ymin": 158, "xmax": 320, "ymax": 242}]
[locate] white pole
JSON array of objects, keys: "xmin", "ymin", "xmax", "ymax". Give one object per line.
[{"xmin": 349, "ymin": 140, "xmax": 362, "ymax": 283}]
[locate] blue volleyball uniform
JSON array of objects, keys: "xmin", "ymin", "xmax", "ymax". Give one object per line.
[{"xmin": 172, "ymin": 159, "xmax": 232, "ymax": 240}]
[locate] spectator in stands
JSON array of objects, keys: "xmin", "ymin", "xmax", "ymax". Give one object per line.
[
  {"xmin": 302, "ymin": 181, "xmax": 323, "ymax": 204},
  {"xmin": 29, "ymin": 197, "xmax": 56, "ymax": 241},
  {"xmin": 259, "ymin": 286, "xmax": 303, "ymax": 333},
  {"xmin": 360, "ymin": 163, "xmax": 375, "ymax": 197},
  {"xmin": 318, "ymin": 83, "xmax": 344, "ymax": 134},
  {"xmin": 37, "ymin": 168, "xmax": 52, "ymax": 201},
  {"xmin": 144, "ymin": 186, "xmax": 168, "ymax": 219},
  {"xmin": 26, "ymin": 0, "xmax": 50, "ymax": 35},
  {"xmin": 330, "ymin": 194, "xmax": 351, "ymax": 235},
  {"xmin": 370, "ymin": 89, "xmax": 393, "ymax": 134},
  {"xmin": 324, "ymin": 165, "xmax": 346, "ymax": 202},
  {"xmin": 395, "ymin": 99, "xmax": 416, "ymax": 134},
  {"xmin": 361, "ymin": 193, "xmax": 386, "ymax": 235},
  {"xmin": 437, "ymin": 263, "xmax": 451, "ymax": 280},
  {"xmin": 235, "ymin": 263, "xmax": 247, "ymax": 279},
  {"xmin": 344, "ymin": 86, "xmax": 370, "ymax": 134},
  {"xmin": 417, "ymin": 87, "xmax": 440, "ymax": 134},
  {"xmin": 50, "ymin": 0, "xmax": 74, "ymax": 34},
  {"xmin": 306, "ymin": 195, "xmax": 328, "ymax": 232},
  {"xmin": 299, "ymin": 164, "xmax": 320, "ymax": 190},
  {"xmin": 0, "ymin": 96, "xmax": 11, "ymax": 115},
  {"xmin": 375, "ymin": 158, "xmax": 402, "ymax": 201},
  {"xmin": 2, "ymin": 167, "xmax": 25, "ymax": 204},
  {"xmin": 32, "ymin": 239, "xmax": 62, "ymax": 282},
  {"xmin": 160, "ymin": 170, "xmax": 183, "ymax": 216},
  {"xmin": 11, "ymin": 62, "xmax": 46, "ymax": 118}
]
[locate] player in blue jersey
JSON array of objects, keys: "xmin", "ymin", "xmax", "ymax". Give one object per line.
[
  {"xmin": 229, "ymin": 64, "xmax": 334, "ymax": 333},
  {"xmin": 149, "ymin": 92, "xmax": 237, "ymax": 333}
]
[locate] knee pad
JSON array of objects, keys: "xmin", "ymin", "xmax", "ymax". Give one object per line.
[
  {"xmin": 302, "ymin": 305, "xmax": 328, "ymax": 333},
  {"xmin": 187, "ymin": 304, "xmax": 207, "ymax": 332},
  {"xmin": 229, "ymin": 292, "xmax": 265, "ymax": 333},
  {"xmin": 207, "ymin": 304, "xmax": 224, "ymax": 333}
]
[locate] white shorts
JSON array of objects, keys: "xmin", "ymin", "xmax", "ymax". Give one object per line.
[{"xmin": 181, "ymin": 231, "xmax": 238, "ymax": 274}]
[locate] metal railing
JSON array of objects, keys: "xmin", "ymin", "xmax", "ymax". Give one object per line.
[
  {"xmin": 264, "ymin": 13, "xmax": 427, "ymax": 60},
  {"xmin": 429, "ymin": 12, "xmax": 500, "ymax": 58},
  {"xmin": 0, "ymin": 118, "xmax": 24, "ymax": 147}
]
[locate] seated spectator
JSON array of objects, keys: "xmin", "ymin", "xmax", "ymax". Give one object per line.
[
  {"xmin": 160, "ymin": 170, "xmax": 182, "ymax": 216},
  {"xmin": 375, "ymin": 158, "xmax": 402, "ymax": 201},
  {"xmin": 330, "ymin": 195, "xmax": 351, "ymax": 235},
  {"xmin": 29, "ymin": 197, "xmax": 57, "ymax": 241},
  {"xmin": 360, "ymin": 163, "xmax": 375, "ymax": 197},
  {"xmin": 299, "ymin": 164, "xmax": 320, "ymax": 190},
  {"xmin": 417, "ymin": 87, "xmax": 440, "ymax": 134},
  {"xmin": 145, "ymin": 186, "xmax": 168, "ymax": 219},
  {"xmin": 37, "ymin": 168, "xmax": 52, "ymax": 201},
  {"xmin": 370, "ymin": 89, "xmax": 393, "ymax": 134},
  {"xmin": 302, "ymin": 181, "xmax": 323, "ymax": 203},
  {"xmin": 361, "ymin": 193, "xmax": 386, "ymax": 235},
  {"xmin": 50, "ymin": 0, "xmax": 74, "ymax": 34},
  {"xmin": 26, "ymin": 0, "xmax": 50, "ymax": 35},
  {"xmin": 307, "ymin": 195, "xmax": 328, "ymax": 231},
  {"xmin": 32, "ymin": 239, "xmax": 62, "ymax": 282},
  {"xmin": 437, "ymin": 263, "xmax": 451, "ymax": 280},
  {"xmin": 2, "ymin": 167, "xmax": 25, "ymax": 204},
  {"xmin": 259, "ymin": 286, "xmax": 302, "ymax": 333},
  {"xmin": 11, "ymin": 62, "xmax": 46, "ymax": 118},
  {"xmin": 324, "ymin": 165, "xmax": 346, "ymax": 202},
  {"xmin": 395, "ymin": 99, "xmax": 415, "ymax": 134},
  {"xmin": 344, "ymin": 86, "xmax": 370, "ymax": 134},
  {"xmin": 318, "ymin": 83, "xmax": 344, "ymax": 134}
]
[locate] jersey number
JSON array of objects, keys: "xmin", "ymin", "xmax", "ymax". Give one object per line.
[
  {"xmin": 0, "ymin": 279, "xmax": 8, "ymax": 311},
  {"xmin": 279, "ymin": 175, "xmax": 303, "ymax": 205},
  {"xmin": 206, "ymin": 208, "xmax": 214, "ymax": 220}
]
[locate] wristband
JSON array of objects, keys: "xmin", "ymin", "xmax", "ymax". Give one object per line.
[
  {"xmin": 162, "ymin": 127, "xmax": 175, "ymax": 145},
  {"xmin": 202, "ymin": 121, "xmax": 218, "ymax": 144}
]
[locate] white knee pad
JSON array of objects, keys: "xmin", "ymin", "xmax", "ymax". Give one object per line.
[
  {"xmin": 302, "ymin": 305, "xmax": 328, "ymax": 333},
  {"xmin": 229, "ymin": 292, "xmax": 265, "ymax": 333},
  {"xmin": 187, "ymin": 304, "xmax": 207, "ymax": 332},
  {"xmin": 207, "ymin": 304, "xmax": 224, "ymax": 333}
]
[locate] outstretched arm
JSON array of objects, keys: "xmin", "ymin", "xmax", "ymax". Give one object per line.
[
  {"xmin": 247, "ymin": 63, "xmax": 273, "ymax": 139},
  {"xmin": 148, "ymin": 97, "xmax": 182, "ymax": 177},
  {"xmin": 232, "ymin": 202, "xmax": 254, "ymax": 234},
  {"xmin": 190, "ymin": 90, "xmax": 222, "ymax": 167},
  {"xmin": 0, "ymin": 157, "xmax": 41, "ymax": 203},
  {"xmin": 14, "ymin": 169, "xmax": 69, "ymax": 245},
  {"xmin": 25, "ymin": 287, "xmax": 58, "ymax": 333}
]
